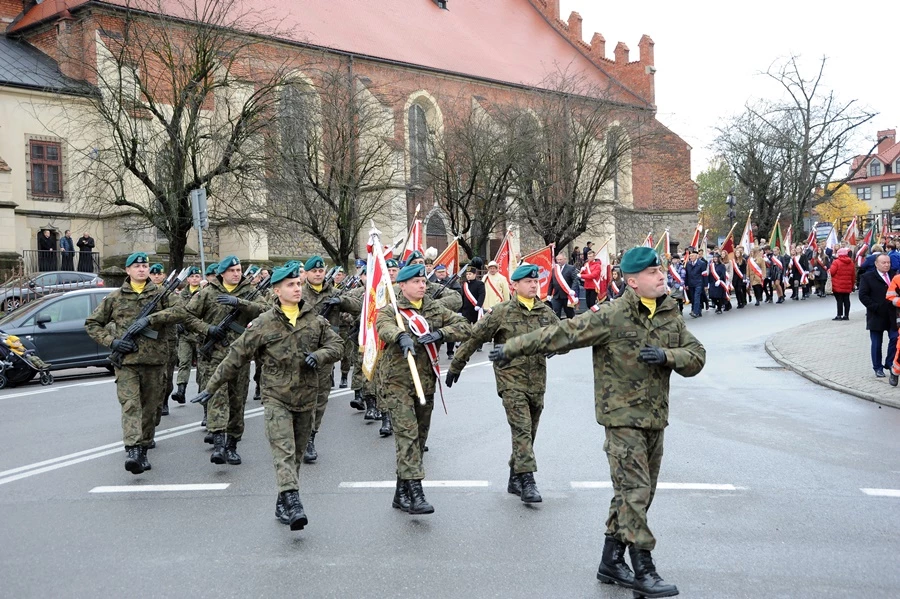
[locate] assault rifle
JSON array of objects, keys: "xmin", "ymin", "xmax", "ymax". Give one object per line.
[
  {"xmin": 198, "ymin": 275, "xmax": 272, "ymax": 358},
  {"xmin": 319, "ymin": 269, "xmax": 362, "ymax": 320},
  {"xmin": 432, "ymin": 263, "xmax": 469, "ymax": 299},
  {"xmin": 108, "ymin": 268, "xmax": 190, "ymax": 369}
]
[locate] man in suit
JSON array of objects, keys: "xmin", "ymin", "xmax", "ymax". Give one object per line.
[
  {"xmin": 858, "ymin": 253, "xmax": 897, "ymax": 378},
  {"xmin": 549, "ymin": 252, "xmax": 578, "ymax": 319},
  {"xmin": 684, "ymin": 248, "xmax": 708, "ymax": 319}
]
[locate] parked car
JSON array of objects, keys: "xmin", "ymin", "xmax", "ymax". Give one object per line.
[
  {"xmin": 0, "ymin": 271, "xmax": 104, "ymax": 313},
  {"xmin": 0, "ymin": 288, "xmax": 114, "ymax": 377}
]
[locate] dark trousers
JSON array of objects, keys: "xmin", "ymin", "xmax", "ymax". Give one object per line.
[
  {"xmin": 834, "ymin": 293, "xmax": 851, "ymax": 317},
  {"xmin": 551, "ymin": 297, "xmax": 575, "ymax": 319},
  {"xmin": 689, "ymin": 286, "xmax": 703, "ymax": 316},
  {"xmin": 763, "ymin": 279, "xmax": 773, "ymax": 302},
  {"xmin": 734, "ymin": 282, "xmax": 747, "ymax": 307},
  {"xmin": 869, "ymin": 329, "xmax": 898, "ymax": 372},
  {"xmin": 585, "ymin": 289, "xmax": 598, "ymax": 308},
  {"xmin": 752, "ymin": 284, "xmax": 763, "ymax": 303}
]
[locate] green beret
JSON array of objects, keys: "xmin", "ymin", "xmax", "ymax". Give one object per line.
[
  {"xmin": 397, "ymin": 264, "xmax": 426, "ymax": 282},
  {"xmin": 511, "ymin": 263, "xmax": 539, "ymax": 281},
  {"xmin": 216, "ymin": 255, "xmax": 240, "ymax": 275},
  {"xmin": 304, "ymin": 256, "xmax": 325, "ymax": 271},
  {"xmin": 205, "ymin": 264, "xmax": 218, "ymax": 276},
  {"xmin": 385, "ymin": 258, "xmax": 399, "ymax": 269},
  {"xmin": 283, "ymin": 260, "xmax": 301, "ymax": 271},
  {"xmin": 125, "ymin": 252, "xmax": 148, "ymax": 267},
  {"xmin": 270, "ymin": 264, "xmax": 299, "ymax": 285},
  {"xmin": 149, "ymin": 263, "xmax": 164, "ymax": 274},
  {"xmin": 619, "ymin": 247, "xmax": 661, "ymax": 274},
  {"xmin": 187, "ymin": 266, "xmax": 201, "ymax": 276},
  {"xmin": 408, "ymin": 250, "xmax": 424, "ymax": 262}
]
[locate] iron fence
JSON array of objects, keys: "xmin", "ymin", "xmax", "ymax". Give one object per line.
[{"xmin": 22, "ymin": 250, "xmax": 100, "ymax": 274}]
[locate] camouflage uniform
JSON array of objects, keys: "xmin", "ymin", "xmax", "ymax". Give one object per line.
[
  {"xmin": 502, "ymin": 289, "xmax": 705, "ymax": 550},
  {"xmin": 205, "ymin": 301, "xmax": 342, "ymax": 492},
  {"xmin": 183, "ymin": 278, "xmax": 268, "ymax": 441},
  {"xmin": 375, "ymin": 295, "xmax": 471, "ymax": 480},
  {"xmin": 338, "ymin": 311, "xmax": 355, "ymax": 378},
  {"xmin": 302, "ymin": 280, "xmax": 362, "ymax": 432},
  {"xmin": 450, "ymin": 297, "xmax": 559, "ymax": 474},
  {"xmin": 175, "ymin": 285, "xmax": 202, "ymax": 388},
  {"xmin": 85, "ymin": 280, "xmax": 185, "ymax": 447},
  {"xmin": 156, "ymin": 291, "xmax": 182, "ymax": 423},
  {"xmin": 393, "ymin": 281, "xmax": 463, "ymax": 312}
]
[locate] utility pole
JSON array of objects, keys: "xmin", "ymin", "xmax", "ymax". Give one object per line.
[
  {"xmin": 725, "ymin": 188, "xmax": 736, "ymax": 231},
  {"xmin": 190, "ymin": 188, "xmax": 209, "ymax": 273}
]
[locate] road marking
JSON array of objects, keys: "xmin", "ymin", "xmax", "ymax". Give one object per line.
[
  {"xmin": 571, "ymin": 482, "xmax": 742, "ymax": 491},
  {"xmin": 0, "ymin": 389, "xmax": 352, "ymax": 487},
  {"xmin": 339, "ymin": 480, "xmax": 490, "ymax": 488},
  {"xmin": 90, "ymin": 483, "xmax": 230, "ymax": 493},
  {"xmin": 0, "ymin": 379, "xmax": 114, "ymax": 400},
  {"xmin": 861, "ymin": 488, "xmax": 900, "ymax": 497}
]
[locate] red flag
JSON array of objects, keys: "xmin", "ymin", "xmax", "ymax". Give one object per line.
[
  {"xmin": 856, "ymin": 226, "xmax": 874, "ymax": 267},
  {"xmin": 844, "ymin": 216, "xmax": 858, "ymax": 246},
  {"xmin": 493, "ymin": 230, "xmax": 514, "ymax": 282},
  {"xmin": 721, "ymin": 234, "xmax": 734, "ymax": 255},
  {"xmin": 689, "ymin": 221, "xmax": 702, "ymax": 249},
  {"xmin": 360, "ymin": 231, "xmax": 391, "ymax": 380},
  {"xmin": 805, "ymin": 223, "xmax": 818, "ymax": 252},
  {"xmin": 400, "ymin": 220, "xmax": 423, "ymax": 263},
  {"xmin": 519, "ymin": 244, "xmax": 554, "ymax": 299},
  {"xmin": 432, "ymin": 239, "xmax": 459, "ymax": 275}
]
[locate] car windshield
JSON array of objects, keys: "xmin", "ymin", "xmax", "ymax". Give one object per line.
[{"xmin": 0, "ymin": 294, "xmax": 59, "ymax": 325}]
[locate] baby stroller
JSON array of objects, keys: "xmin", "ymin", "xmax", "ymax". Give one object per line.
[{"xmin": 0, "ymin": 333, "xmax": 53, "ymax": 388}]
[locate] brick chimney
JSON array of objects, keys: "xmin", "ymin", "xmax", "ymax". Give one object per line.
[{"xmin": 878, "ymin": 129, "xmax": 896, "ymax": 153}]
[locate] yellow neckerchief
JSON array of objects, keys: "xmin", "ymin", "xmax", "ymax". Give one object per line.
[
  {"xmin": 223, "ymin": 282, "xmax": 238, "ymax": 293},
  {"xmin": 281, "ymin": 303, "xmax": 300, "ymax": 326},
  {"xmin": 409, "ymin": 299, "xmax": 423, "ymax": 310},
  {"xmin": 130, "ymin": 280, "xmax": 147, "ymax": 294},
  {"xmin": 310, "ymin": 283, "xmax": 323, "ymax": 293},
  {"xmin": 517, "ymin": 294, "xmax": 535, "ymax": 311},
  {"xmin": 189, "ymin": 285, "xmax": 200, "ymax": 293},
  {"xmin": 640, "ymin": 296, "xmax": 657, "ymax": 319}
]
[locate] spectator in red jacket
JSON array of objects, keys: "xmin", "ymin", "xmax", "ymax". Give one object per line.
[
  {"xmin": 579, "ymin": 249, "xmax": 605, "ymax": 307},
  {"xmin": 829, "ymin": 248, "xmax": 856, "ymax": 321}
]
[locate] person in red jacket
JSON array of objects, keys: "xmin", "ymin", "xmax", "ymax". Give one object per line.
[
  {"xmin": 579, "ymin": 249, "xmax": 606, "ymax": 307},
  {"xmin": 829, "ymin": 248, "xmax": 856, "ymax": 321}
]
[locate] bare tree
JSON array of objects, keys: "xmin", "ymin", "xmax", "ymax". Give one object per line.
[
  {"xmin": 46, "ymin": 0, "xmax": 297, "ymax": 268},
  {"xmin": 510, "ymin": 72, "xmax": 650, "ymax": 250},
  {"xmin": 266, "ymin": 59, "xmax": 401, "ymax": 269}
]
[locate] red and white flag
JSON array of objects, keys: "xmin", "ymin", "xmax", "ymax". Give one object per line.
[
  {"xmin": 689, "ymin": 221, "xmax": 702, "ymax": 249},
  {"xmin": 400, "ymin": 220, "xmax": 423, "ymax": 263},
  {"xmin": 844, "ymin": 217, "xmax": 859, "ymax": 246},
  {"xmin": 740, "ymin": 213, "xmax": 755, "ymax": 254},
  {"xmin": 784, "ymin": 224, "xmax": 793, "ymax": 252},
  {"xmin": 493, "ymin": 230, "xmax": 514, "ymax": 283},
  {"xmin": 596, "ymin": 240, "xmax": 612, "ymax": 300},
  {"xmin": 432, "ymin": 238, "xmax": 459, "ymax": 275},
  {"xmin": 642, "ymin": 231, "xmax": 654, "ymax": 248},
  {"xmin": 520, "ymin": 244, "xmax": 554, "ymax": 300},
  {"xmin": 360, "ymin": 230, "xmax": 391, "ymax": 380},
  {"xmin": 856, "ymin": 225, "xmax": 875, "ymax": 267},
  {"xmin": 805, "ymin": 222, "xmax": 818, "ymax": 252}
]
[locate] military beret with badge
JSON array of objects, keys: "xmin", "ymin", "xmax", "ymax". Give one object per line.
[
  {"xmin": 125, "ymin": 252, "xmax": 149, "ymax": 267},
  {"xmin": 397, "ymin": 264, "xmax": 426, "ymax": 282},
  {"xmin": 619, "ymin": 247, "xmax": 661, "ymax": 274},
  {"xmin": 511, "ymin": 263, "xmax": 539, "ymax": 281}
]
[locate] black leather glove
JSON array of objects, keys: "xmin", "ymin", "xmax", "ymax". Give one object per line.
[
  {"xmin": 176, "ymin": 324, "xmax": 186, "ymax": 335},
  {"xmin": 128, "ymin": 316, "xmax": 150, "ymax": 334},
  {"xmin": 638, "ymin": 345, "xmax": 667, "ymax": 365},
  {"xmin": 418, "ymin": 330, "xmax": 443, "ymax": 345},
  {"xmin": 216, "ymin": 294, "xmax": 239, "ymax": 307},
  {"xmin": 445, "ymin": 370, "xmax": 460, "ymax": 388},
  {"xmin": 207, "ymin": 324, "xmax": 226, "ymax": 341},
  {"xmin": 397, "ymin": 332, "xmax": 416, "ymax": 358},
  {"xmin": 489, "ymin": 344, "xmax": 509, "ymax": 365},
  {"xmin": 304, "ymin": 353, "xmax": 318, "ymax": 369},
  {"xmin": 111, "ymin": 338, "xmax": 137, "ymax": 354},
  {"xmin": 325, "ymin": 296, "xmax": 342, "ymax": 306},
  {"xmin": 190, "ymin": 390, "xmax": 211, "ymax": 405}
]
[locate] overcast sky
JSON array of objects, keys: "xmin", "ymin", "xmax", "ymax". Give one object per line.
[{"xmin": 562, "ymin": 0, "xmax": 900, "ymax": 179}]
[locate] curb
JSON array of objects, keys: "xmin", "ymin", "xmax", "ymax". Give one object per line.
[{"xmin": 765, "ymin": 338, "xmax": 900, "ymax": 410}]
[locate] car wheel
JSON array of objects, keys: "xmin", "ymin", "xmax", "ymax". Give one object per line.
[{"xmin": 3, "ymin": 297, "xmax": 20, "ymax": 312}]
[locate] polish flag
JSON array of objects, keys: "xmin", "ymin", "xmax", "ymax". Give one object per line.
[
  {"xmin": 805, "ymin": 223, "xmax": 818, "ymax": 252},
  {"xmin": 400, "ymin": 220, "xmax": 423, "ymax": 263},
  {"xmin": 360, "ymin": 230, "xmax": 391, "ymax": 380},
  {"xmin": 740, "ymin": 214, "xmax": 755, "ymax": 254},
  {"xmin": 844, "ymin": 216, "xmax": 858, "ymax": 246},
  {"xmin": 642, "ymin": 231, "xmax": 654, "ymax": 248},
  {"xmin": 856, "ymin": 226, "xmax": 874, "ymax": 267},
  {"xmin": 493, "ymin": 230, "xmax": 514, "ymax": 282},
  {"xmin": 689, "ymin": 221, "xmax": 702, "ymax": 249}
]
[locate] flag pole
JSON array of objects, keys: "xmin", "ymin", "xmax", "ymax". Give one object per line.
[
  {"xmin": 372, "ymin": 222, "xmax": 427, "ymax": 406},
  {"xmin": 397, "ymin": 203, "xmax": 421, "ymax": 264}
]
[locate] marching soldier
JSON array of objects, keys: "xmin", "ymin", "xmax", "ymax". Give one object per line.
[
  {"xmin": 300, "ymin": 256, "xmax": 362, "ymax": 464},
  {"xmin": 375, "ymin": 263, "xmax": 472, "ymax": 515},
  {"xmin": 171, "ymin": 266, "xmax": 203, "ymax": 405},
  {"xmin": 184, "ymin": 255, "xmax": 268, "ymax": 465},
  {"xmin": 490, "ymin": 247, "xmax": 705, "ymax": 597},
  {"xmin": 148, "ymin": 263, "xmax": 178, "ymax": 418},
  {"xmin": 192, "ymin": 263, "xmax": 343, "ymax": 531},
  {"xmin": 406, "ymin": 251, "xmax": 463, "ymax": 311},
  {"xmin": 373, "ymin": 258, "xmax": 401, "ymax": 437},
  {"xmin": 85, "ymin": 252, "xmax": 185, "ymax": 474},
  {"xmin": 447, "ymin": 263, "xmax": 560, "ymax": 503},
  {"xmin": 345, "ymin": 267, "xmax": 372, "ymax": 412},
  {"xmin": 204, "ymin": 263, "xmax": 218, "ymax": 285}
]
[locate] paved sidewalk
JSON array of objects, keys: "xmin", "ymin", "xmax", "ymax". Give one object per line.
[{"xmin": 766, "ymin": 312, "xmax": 900, "ymax": 409}]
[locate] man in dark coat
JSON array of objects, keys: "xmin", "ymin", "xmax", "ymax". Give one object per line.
[
  {"xmin": 60, "ymin": 230, "xmax": 75, "ymax": 270},
  {"xmin": 460, "ymin": 267, "xmax": 485, "ymax": 326},
  {"xmin": 549, "ymin": 252, "xmax": 579, "ymax": 319},
  {"xmin": 37, "ymin": 229, "xmax": 56, "ymax": 271},
  {"xmin": 858, "ymin": 253, "xmax": 897, "ymax": 378},
  {"xmin": 683, "ymin": 248, "xmax": 708, "ymax": 318},
  {"xmin": 76, "ymin": 232, "xmax": 96, "ymax": 272}
]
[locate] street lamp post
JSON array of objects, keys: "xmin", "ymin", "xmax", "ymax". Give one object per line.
[{"xmin": 725, "ymin": 188, "xmax": 736, "ymax": 231}]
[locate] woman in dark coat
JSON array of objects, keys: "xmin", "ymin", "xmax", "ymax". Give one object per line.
[{"xmin": 707, "ymin": 253, "xmax": 728, "ymax": 313}]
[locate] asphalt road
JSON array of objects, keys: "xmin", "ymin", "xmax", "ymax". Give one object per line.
[{"xmin": 1, "ymin": 296, "xmax": 898, "ymax": 598}]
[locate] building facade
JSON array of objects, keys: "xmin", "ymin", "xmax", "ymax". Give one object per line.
[{"xmin": 848, "ymin": 129, "xmax": 900, "ymax": 216}]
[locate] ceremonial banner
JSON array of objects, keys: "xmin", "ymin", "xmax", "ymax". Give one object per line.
[
  {"xmin": 856, "ymin": 225, "xmax": 874, "ymax": 267},
  {"xmin": 844, "ymin": 216, "xmax": 859, "ymax": 246},
  {"xmin": 784, "ymin": 224, "xmax": 793, "ymax": 253},
  {"xmin": 825, "ymin": 226, "xmax": 839, "ymax": 251},
  {"xmin": 493, "ymin": 230, "xmax": 514, "ymax": 282},
  {"xmin": 432, "ymin": 238, "xmax": 460, "ymax": 275},
  {"xmin": 805, "ymin": 222, "xmax": 818, "ymax": 252},
  {"xmin": 360, "ymin": 232, "xmax": 390, "ymax": 380},
  {"xmin": 596, "ymin": 240, "xmax": 612, "ymax": 300},
  {"xmin": 400, "ymin": 220, "xmax": 423, "ymax": 264},
  {"xmin": 519, "ymin": 244, "xmax": 554, "ymax": 299},
  {"xmin": 690, "ymin": 221, "xmax": 703, "ymax": 249},
  {"xmin": 642, "ymin": 231, "xmax": 654, "ymax": 248},
  {"xmin": 769, "ymin": 218, "xmax": 784, "ymax": 254},
  {"xmin": 740, "ymin": 212, "xmax": 755, "ymax": 254}
]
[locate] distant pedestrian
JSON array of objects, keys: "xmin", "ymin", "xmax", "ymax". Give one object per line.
[
  {"xmin": 859, "ymin": 254, "xmax": 897, "ymax": 378},
  {"xmin": 829, "ymin": 248, "xmax": 856, "ymax": 320},
  {"xmin": 549, "ymin": 252, "xmax": 578, "ymax": 319},
  {"xmin": 37, "ymin": 229, "xmax": 56, "ymax": 271},
  {"xmin": 60, "ymin": 230, "xmax": 75, "ymax": 271},
  {"xmin": 579, "ymin": 249, "xmax": 604, "ymax": 307},
  {"xmin": 76, "ymin": 232, "xmax": 95, "ymax": 272}
]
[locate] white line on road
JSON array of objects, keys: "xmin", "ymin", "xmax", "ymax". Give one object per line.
[
  {"xmin": 90, "ymin": 483, "xmax": 230, "ymax": 493},
  {"xmin": 0, "ymin": 389, "xmax": 352, "ymax": 487},
  {"xmin": 860, "ymin": 488, "xmax": 900, "ymax": 497},
  {"xmin": 571, "ymin": 482, "xmax": 742, "ymax": 491},
  {"xmin": 339, "ymin": 480, "xmax": 491, "ymax": 488},
  {"xmin": 0, "ymin": 379, "xmax": 114, "ymax": 400}
]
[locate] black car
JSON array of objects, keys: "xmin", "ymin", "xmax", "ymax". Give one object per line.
[
  {"xmin": 0, "ymin": 287, "xmax": 114, "ymax": 373},
  {"xmin": 0, "ymin": 271, "xmax": 105, "ymax": 313}
]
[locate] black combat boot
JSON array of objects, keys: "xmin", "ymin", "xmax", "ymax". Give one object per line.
[
  {"xmin": 518, "ymin": 472, "xmax": 542, "ymax": 503},
  {"xmin": 391, "ymin": 477, "xmax": 410, "ymax": 512},
  {"xmin": 161, "ymin": 398, "xmax": 169, "ymax": 416},
  {"xmin": 210, "ymin": 432, "xmax": 227, "ymax": 464},
  {"xmin": 201, "ymin": 403, "xmax": 208, "ymax": 428},
  {"xmin": 596, "ymin": 536, "xmax": 634, "ymax": 588},
  {"xmin": 280, "ymin": 490, "xmax": 308, "ymax": 531},
  {"xmin": 350, "ymin": 390, "xmax": 365, "ymax": 410},
  {"xmin": 124, "ymin": 446, "xmax": 144, "ymax": 474},
  {"xmin": 253, "ymin": 384, "xmax": 261, "ymax": 401},
  {"xmin": 405, "ymin": 480, "xmax": 434, "ymax": 515},
  {"xmin": 339, "ymin": 373, "xmax": 348, "ymax": 388},
  {"xmin": 275, "ymin": 494, "xmax": 290, "ymax": 525},
  {"xmin": 204, "ymin": 431, "xmax": 214, "ymax": 444},
  {"xmin": 149, "ymin": 439, "xmax": 156, "ymax": 449},
  {"xmin": 171, "ymin": 383, "xmax": 187, "ymax": 404},
  {"xmin": 139, "ymin": 446, "xmax": 152, "ymax": 471},
  {"xmin": 629, "ymin": 546, "xmax": 679, "ymax": 598},
  {"xmin": 303, "ymin": 431, "xmax": 318, "ymax": 463},
  {"xmin": 364, "ymin": 396, "xmax": 378, "ymax": 421},
  {"xmin": 225, "ymin": 436, "xmax": 242, "ymax": 465},
  {"xmin": 507, "ymin": 467, "xmax": 522, "ymax": 495},
  {"xmin": 379, "ymin": 410, "xmax": 393, "ymax": 437},
  {"xmin": 331, "ymin": 366, "xmax": 336, "ymax": 388}
]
